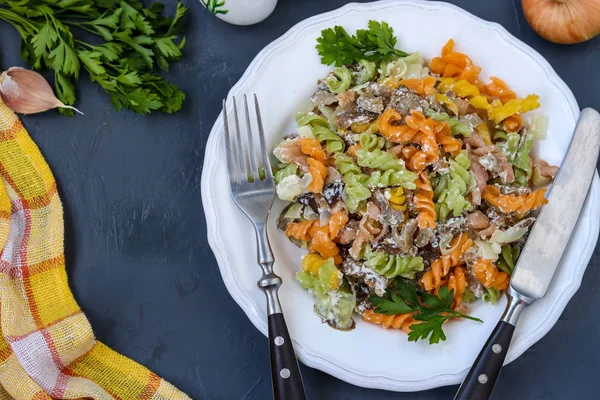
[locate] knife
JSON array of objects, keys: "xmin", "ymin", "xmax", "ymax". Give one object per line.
[{"xmin": 455, "ymin": 108, "xmax": 600, "ymax": 400}]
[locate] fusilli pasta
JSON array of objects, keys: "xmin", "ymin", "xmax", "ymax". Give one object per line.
[
  {"xmin": 414, "ymin": 172, "xmax": 436, "ymax": 229},
  {"xmin": 419, "ymin": 233, "xmax": 473, "ymax": 292},
  {"xmin": 482, "ymin": 185, "xmax": 548, "ymax": 214},
  {"xmin": 274, "ymin": 31, "xmax": 557, "ymax": 340},
  {"xmin": 364, "ymin": 246, "xmax": 425, "ymax": 279},
  {"xmin": 434, "ymin": 151, "xmax": 472, "ymax": 221},
  {"xmin": 378, "ymin": 108, "xmax": 419, "ymax": 143},
  {"xmin": 362, "ymin": 309, "xmax": 417, "ymax": 333},
  {"xmin": 325, "ymin": 66, "xmax": 352, "ymax": 93},
  {"xmin": 299, "ymin": 137, "xmax": 326, "ymax": 162},
  {"xmin": 356, "ymin": 148, "xmax": 417, "ymax": 189},
  {"xmin": 387, "ymin": 187, "xmax": 407, "ymax": 211},
  {"xmin": 473, "ymin": 259, "xmax": 509, "ymax": 291},
  {"xmin": 286, "ymin": 220, "xmax": 319, "ymax": 242},
  {"xmin": 307, "ymin": 157, "xmax": 327, "ymax": 193},
  {"xmin": 301, "ymin": 253, "xmax": 341, "ymax": 290},
  {"xmin": 446, "ymin": 266, "xmax": 467, "ymax": 309}
]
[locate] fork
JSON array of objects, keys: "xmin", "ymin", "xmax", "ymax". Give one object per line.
[{"xmin": 223, "ymin": 94, "xmax": 307, "ymax": 400}]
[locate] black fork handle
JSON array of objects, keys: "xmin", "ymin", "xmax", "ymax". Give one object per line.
[{"xmin": 268, "ymin": 312, "xmax": 306, "ymax": 400}]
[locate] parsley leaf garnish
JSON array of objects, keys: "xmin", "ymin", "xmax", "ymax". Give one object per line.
[
  {"xmin": 0, "ymin": 0, "xmax": 187, "ymax": 115},
  {"xmin": 316, "ymin": 20, "xmax": 409, "ymax": 66},
  {"xmin": 369, "ymin": 281, "xmax": 483, "ymax": 345}
]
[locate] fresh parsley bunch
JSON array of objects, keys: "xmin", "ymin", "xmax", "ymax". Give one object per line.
[
  {"xmin": 0, "ymin": 0, "xmax": 187, "ymax": 115},
  {"xmin": 316, "ymin": 20, "xmax": 409, "ymax": 66},
  {"xmin": 370, "ymin": 281, "xmax": 483, "ymax": 344}
]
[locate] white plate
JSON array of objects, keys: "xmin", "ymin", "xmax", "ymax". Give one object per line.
[{"xmin": 201, "ymin": 0, "xmax": 600, "ymax": 391}]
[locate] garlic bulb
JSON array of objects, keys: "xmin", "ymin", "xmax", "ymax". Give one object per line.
[{"xmin": 0, "ymin": 67, "xmax": 82, "ymax": 115}]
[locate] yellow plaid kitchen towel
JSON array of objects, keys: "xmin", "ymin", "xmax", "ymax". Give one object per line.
[{"xmin": 0, "ymin": 101, "xmax": 190, "ymax": 399}]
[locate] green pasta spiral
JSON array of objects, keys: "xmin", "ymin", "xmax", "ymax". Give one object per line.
[
  {"xmin": 427, "ymin": 110, "xmax": 471, "ymax": 137},
  {"xmin": 353, "ymin": 60, "xmax": 376, "ymax": 85},
  {"xmin": 497, "ymin": 244, "xmax": 520, "ymax": 275},
  {"xmin": 333, "ymin": 154, "xmax": 371, "ymax": 212},
  {"xmin": 356, "ymin": 148, "xmax": 402, "ymax": 171},
  {"xmin": 343, "ymin": 176, "xmax": 372, "ymax": 212},
  {"xmin": 356, "ymin": 149, "xmax": 417, "ymax": 189},
  {"xmin": 325, "ymin": 66, "xmax": 352, "ymax": 93},
  {"xmin": 364, "ymin": 170, "xmax": 412, "ymax": 188},
  {"xmin": 435, "ymin": 150, "xmax": 473, "ymax": 221},
  {"xmin": 313, "ymin": 125, "xmax": 345, "ymax": 153},
  {"xmin": 334, "ymin": 153, "xmax": 362, "ymax": 175},
  {"xmin": 295, "ymin": 111, "xmax": 345, "ymax": 153},
  {"xmin": 273, "ymin": 163, "xmax": 298, "ymax": 184},
  {"xmin": 513, "ymin": 133, "xmax": 534, "ymax": 186},
  {"xmin": 295, "ymin": 111, "xmax": 328, "ymax": 127},
  {"xmin": 358, "ymin": 132, "xmax": 387, "ymax": 152},
  {"xmin": 494, "ymin": 131, "xmax": 520, "ymax": 163},
  {"xmin": 483, "ymin": 288, "xmax": 501, "ymax": 304},
  {"xmin": 363, "ymin": 247, "xmax": 424, "ymax": 279}
]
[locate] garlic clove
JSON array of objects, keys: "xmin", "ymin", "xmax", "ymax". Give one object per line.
[{"xmin": 0, "ymin": 67, "xmax": 82, "ymax": 115}]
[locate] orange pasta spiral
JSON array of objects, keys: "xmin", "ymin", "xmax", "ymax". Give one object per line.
[
  {"xmin": 378, "ymin": 108, "xmax": 419, "ymax": 143},
  {"xmin": 298, "ymin": 137, "xmax": 326, "ymax": 162},
  {"xmin": 430, "ymin": 39, "xmax": 487, "ymax": 93},
  {"xmin": 285, "ymin": 220, "xmax": 319, "ymax": 242},
  {"xmin": 404, "ymin": 111, "xmax": 440, "ymax": 171},
  {"xmin": 502, "ymin": 114, "xmax": 523, "ymax": 132},
  {"xmin": 306, "ymin": 157, "xmax": 327, "ymax": 193},
  {"xmin": 473, "ymin": 259, "xmax": 509, "ymax": 291},
  {"xmin": 445, "ymin": 266, "xmax": 467, "ymax": 309},
  {"xmin": 285, "ymin": 211, "xmax": 348, "ymax": 262},
  {"xmin": 328, "ymin": 211, "xmax": 349, "ymax": 239},
  {"xmin": 482, "ymin": 185, "xmax": 548, "ymax": 214},
  {"xmin": 486, "ymin": 77, "xmax": 517, "ymax": 104},
  {"xmin": 419, "ymin": 233, "xmax": 473, "ymax": 292},
  {"xmin": 310, "ymin": 228, "xmax": 340, "ymax": 260},
  {"xmin": 435, "ymin": 124, "xmax": 462, "ymax": 156},
  {"xmin": 398, "ymin": 145, "xmax": 419, "ymax": 164},
  {"xmin": 308, "ymin": 211, "xmax": 348, "ymax": 262},
  {"xmin": 362, "ymin": 309, "xmax": 417, "ymax": 333},
  {"xmin": 399, "ymin": 76, "xmax": 437, "ymax": 95},
  {"xmin": 414, "ymin": 172, "xmax": 436, "ymax": 230}
]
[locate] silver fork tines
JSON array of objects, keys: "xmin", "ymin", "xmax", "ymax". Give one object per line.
[{"xmin": 223, "ymin": 94, "xmax": 277, "ymax": 271}]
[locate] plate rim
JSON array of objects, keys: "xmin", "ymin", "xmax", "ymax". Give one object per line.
[{"xmin": 201, "ymin": 0, "xmax": 600, "ymax": 391}]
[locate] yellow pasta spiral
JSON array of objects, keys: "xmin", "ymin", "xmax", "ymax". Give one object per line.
[
  {"xmin": 301, "ymin": 253, "xmax": 340, "ymax": 290},
  {"xmin": 387, "ymin": 187, "xmax": 407, "ymax": 211}
]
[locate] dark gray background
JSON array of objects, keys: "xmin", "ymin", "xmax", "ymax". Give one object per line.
[{"xmin": 1, "ymin": 0, "xmax": 599, "ymax": 399}]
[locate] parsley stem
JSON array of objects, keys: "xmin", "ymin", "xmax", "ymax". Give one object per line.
[
  {"xmin": 0, "ymin": 8, "xmax": 38, "ymax": 32},
  {"xmin": 66, "ymin": 21, "xmax": 99, "ymax": 36},
  {"xmin": 448, "ymin": 310, "xmax": 483, "ymax": 323}
]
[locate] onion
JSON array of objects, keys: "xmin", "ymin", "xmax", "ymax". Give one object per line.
[
  {"xmin": 474, "ymin": 239, "xmax": 501, "ymax": 261},
  {"xmin": 522, "ymin": 0, "xmax": 600, "ymax": 44}
]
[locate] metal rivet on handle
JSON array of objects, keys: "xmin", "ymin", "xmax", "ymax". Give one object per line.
[
  {"xmin": 274, "ymin": 336, "xmax": 284, "ymax": 346},
  {"xmin": 492, "ymin": 344, "xmax": 502, "ymax": 354},
  {"xmin": 478, "ymin": 374, "xmax": 488, "ymax": 384},
  {"xmin": 280, "ymin": 368, "xmax": 290, "ymax": 379}
]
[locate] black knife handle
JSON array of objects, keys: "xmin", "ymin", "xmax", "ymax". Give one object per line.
[
  {"xmin": 455, "ymin": 291, "xmax": 531, "ymax": 400},
  {"xmin": 268, "ymin": 312, "xmax": 306, "ymax": 400},
  {"xmin": 454, "ymin": 320, "xmax": 514, "ymax": 400}
]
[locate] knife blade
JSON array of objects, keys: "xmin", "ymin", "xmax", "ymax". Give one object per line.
[
  {"xmin": 456, "ymin": 108, "xmax": 600, "ymax": 400},
  {"xmin": 511, "ymin": 107, "xmax": 600, "ymax": 299}
]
